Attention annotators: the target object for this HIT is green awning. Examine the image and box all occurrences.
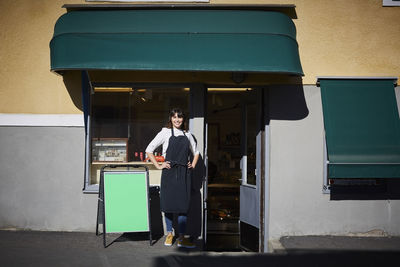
[319,78,400,178]
[50,9,303,75]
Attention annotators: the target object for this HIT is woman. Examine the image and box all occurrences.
[145,108,199,248]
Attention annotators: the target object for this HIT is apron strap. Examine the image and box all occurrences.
[171,127,187,138]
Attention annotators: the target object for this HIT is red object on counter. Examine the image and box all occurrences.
[144,155,165,162]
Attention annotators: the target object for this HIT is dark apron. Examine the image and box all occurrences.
[160,128,192,213]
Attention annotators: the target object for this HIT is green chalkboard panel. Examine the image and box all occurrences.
[103,171,149,233]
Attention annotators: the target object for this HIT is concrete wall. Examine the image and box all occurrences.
[268,85,400,239]
[0,126,97,231]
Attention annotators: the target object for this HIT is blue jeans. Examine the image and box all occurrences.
[164,213,187,235]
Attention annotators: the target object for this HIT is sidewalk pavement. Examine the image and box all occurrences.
[1,230,399,267]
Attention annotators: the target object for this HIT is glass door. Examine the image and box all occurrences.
[239,89,261,252]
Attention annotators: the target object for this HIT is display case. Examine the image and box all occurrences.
[92,138,128,162]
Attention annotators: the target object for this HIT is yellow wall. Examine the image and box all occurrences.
[293,0,400,83]
[0,0,399,114]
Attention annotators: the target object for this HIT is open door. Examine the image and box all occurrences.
[204,88,264,252]
[205,88,245,251]
[239,88,263,252]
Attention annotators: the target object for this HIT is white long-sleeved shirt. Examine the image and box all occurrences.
[145,127,200,158]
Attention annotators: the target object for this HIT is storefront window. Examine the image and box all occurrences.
[88,87,189,187]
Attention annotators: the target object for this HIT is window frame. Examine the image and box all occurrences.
[82,81,191,193]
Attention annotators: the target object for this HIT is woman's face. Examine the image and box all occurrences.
[171,113,183,129]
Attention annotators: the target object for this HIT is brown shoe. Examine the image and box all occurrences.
[177,237,196,248]
[164,233,174,246]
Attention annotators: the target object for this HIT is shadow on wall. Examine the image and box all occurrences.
[63,70,84,111]
[268,83,309,121]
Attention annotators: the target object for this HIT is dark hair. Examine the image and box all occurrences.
[165,108,186,130]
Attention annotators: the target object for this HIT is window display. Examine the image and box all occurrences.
[86,87,189,189]
[92,138,128,162]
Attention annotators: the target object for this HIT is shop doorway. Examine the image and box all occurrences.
[205,88,260,251]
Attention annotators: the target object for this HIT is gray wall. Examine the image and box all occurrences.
[0,126,97,232]
[1,85,399,236]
